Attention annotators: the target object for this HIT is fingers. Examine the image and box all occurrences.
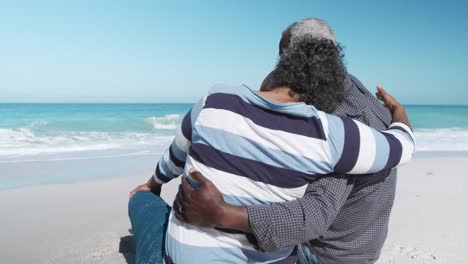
[376,91,384,100]
[376,85,403,112]
[377,85,396,102]
[376,85,384,97]
[129,189,143,199]
[174,210,186,223]
[173,197,183,215]
[173,185,183,212]
[174,183,190,224]
[174,200,193,224]
[182,176,194,199]
[129,184,151,199]
[377,85,386,94]
[173,185,187,223]
[178,181,184,199]
[129,187,140,199]
[189,169,208,184]
[376,85,391,105]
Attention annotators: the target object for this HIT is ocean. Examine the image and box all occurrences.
[1,103,468,163]
[1,103,467,189]
[0,103,190,163]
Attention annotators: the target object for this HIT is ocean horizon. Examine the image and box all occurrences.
[1,103,468,163]
[1,102,467,189]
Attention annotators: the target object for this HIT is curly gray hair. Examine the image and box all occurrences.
[281,18,336,54]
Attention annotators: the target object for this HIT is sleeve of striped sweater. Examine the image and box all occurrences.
[153,98,205,184]
[325,113,416,174]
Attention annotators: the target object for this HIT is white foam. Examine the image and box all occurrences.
[414,128,468,151]
[1,125,466,162]
[145,114,182,130]
[29,120,48,128]
[0,127,174,159]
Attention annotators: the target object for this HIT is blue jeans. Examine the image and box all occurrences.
[128,191,171,264]
[297,244,321,264]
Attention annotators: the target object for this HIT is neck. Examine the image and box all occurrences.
[256,86,301,103]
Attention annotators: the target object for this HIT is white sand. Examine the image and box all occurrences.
[0,157,466,264]
[377,157,468,264]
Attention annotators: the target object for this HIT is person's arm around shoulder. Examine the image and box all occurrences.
[246,174,352,251]
[329,86,416,175]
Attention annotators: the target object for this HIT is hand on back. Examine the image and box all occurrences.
[376,85,402,112]
[376,85,412,129]
[173,169,225,227]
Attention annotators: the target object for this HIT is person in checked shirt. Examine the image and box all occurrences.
[129,19,415,264]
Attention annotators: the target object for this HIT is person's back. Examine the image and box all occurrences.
[159,82,414,263]
[130,36,415,264]
[306,74,397,263]
[240,19,404,264]
[166,84,330,263]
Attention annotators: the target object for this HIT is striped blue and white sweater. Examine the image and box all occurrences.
[154,84,415,264]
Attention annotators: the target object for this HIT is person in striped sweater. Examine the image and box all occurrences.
[129,35,415,264]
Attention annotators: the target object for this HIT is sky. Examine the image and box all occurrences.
[0,0,467,104]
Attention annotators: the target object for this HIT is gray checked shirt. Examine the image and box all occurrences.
[247,73,396,264]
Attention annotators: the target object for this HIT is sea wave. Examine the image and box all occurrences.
[145,114,182,130]
[0,127,173,158]
[1,125,467,160]
[414,128,468,151]
[28,120,49,128]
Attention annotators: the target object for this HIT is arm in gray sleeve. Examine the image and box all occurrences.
[247,174,354,252]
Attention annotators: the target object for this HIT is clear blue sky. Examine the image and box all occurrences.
[0,0,467,104]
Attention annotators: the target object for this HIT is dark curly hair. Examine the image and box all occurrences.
[269,35,346,113]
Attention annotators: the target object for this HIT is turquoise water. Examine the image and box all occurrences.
[0,103,191,133]
[1,103,468,163]
[405,105,468,151]
[0,103,191,162]
[406,105,468,129]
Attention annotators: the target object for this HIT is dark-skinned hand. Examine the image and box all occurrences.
[173,169,225,227]
[129,176,161,199]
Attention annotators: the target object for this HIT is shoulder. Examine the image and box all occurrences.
[342,73,370,98]
[347,73,366,90]
[337,73,392,127]
[208,84,246,96]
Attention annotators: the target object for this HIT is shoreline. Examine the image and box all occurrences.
[1,150,467,192]
[0,153,160,191]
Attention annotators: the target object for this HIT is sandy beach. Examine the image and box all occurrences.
[2,1,467,263]
[0,156,467,264]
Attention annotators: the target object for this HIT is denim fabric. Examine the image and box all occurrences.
[128,191,171,264]
[297,244,321,264]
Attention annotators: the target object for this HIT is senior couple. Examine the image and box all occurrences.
[128,18,415,264]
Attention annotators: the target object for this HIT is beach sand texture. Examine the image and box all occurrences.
[0,157,467,264]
